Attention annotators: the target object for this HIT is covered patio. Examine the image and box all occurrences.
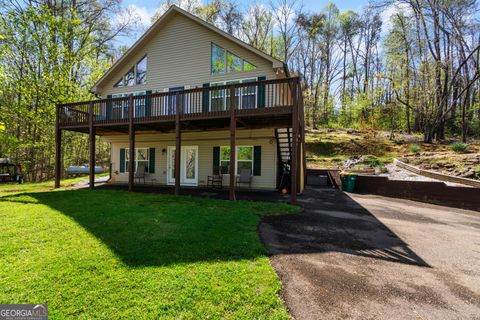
[95,183,291,202]
[55,77,305,204]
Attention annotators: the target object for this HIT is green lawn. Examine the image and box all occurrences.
[0,182,298,319]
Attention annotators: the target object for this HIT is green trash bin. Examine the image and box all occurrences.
[341,174,357,192]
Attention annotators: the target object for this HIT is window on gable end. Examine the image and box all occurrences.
[125,68,135,86]
[211,43,226,74]
[114,78,124,88]
[243,60,257,71]
[227,51,242,73]
[136,55,147,85]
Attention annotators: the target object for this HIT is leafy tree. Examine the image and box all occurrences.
[0,0,134,181]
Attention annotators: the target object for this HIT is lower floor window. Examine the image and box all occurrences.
[125,148,149,172]
[219,146,253,175]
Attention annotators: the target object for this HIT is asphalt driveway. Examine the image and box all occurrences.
[260,187,480,319]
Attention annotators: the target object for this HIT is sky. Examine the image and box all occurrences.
[116,0,374,47]
[121,0,370,14]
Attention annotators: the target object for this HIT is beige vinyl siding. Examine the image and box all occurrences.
[105,128,277,190]
[100,13,277,96]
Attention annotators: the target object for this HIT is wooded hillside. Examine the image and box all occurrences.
[1,0,479,181]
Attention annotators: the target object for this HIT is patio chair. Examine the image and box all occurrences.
[134,165,147,184]
[207,165,222,189]
[236,168,253,190]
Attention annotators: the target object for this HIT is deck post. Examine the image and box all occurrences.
[128,95,135,192]
[55,105,62,188]
[300,87,306,192]
[290,80,299,204]
[302,124,306,192]
[89,101,95,189]
[229,84,236,201]
[175,92,181,195]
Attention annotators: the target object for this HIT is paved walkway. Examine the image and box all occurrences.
[259,187,480,320]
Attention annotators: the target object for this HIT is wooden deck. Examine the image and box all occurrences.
[57,78,299,134]
[55,77,305,203]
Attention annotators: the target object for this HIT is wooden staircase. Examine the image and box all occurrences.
[275,128,293,188]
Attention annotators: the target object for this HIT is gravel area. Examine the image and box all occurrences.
[382,164,467,187]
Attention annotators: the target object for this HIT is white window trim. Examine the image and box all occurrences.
[125,147,150,173]
[112,91,146,119]
[209,78,257,112]
[219,145,254,175]
[161,86,191,115]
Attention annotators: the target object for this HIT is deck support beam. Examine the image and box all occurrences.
[290,81,299,204]
[229,85,236,201]
[89,102,95,189]
[128,96,135,192]
[55,105,62,188]
[175,92,181,195]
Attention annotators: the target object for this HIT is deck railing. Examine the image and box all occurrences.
[57,77,301,127]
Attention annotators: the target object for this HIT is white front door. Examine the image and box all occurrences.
[167,146,198,186]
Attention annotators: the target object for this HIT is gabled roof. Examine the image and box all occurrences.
[92,5,286,93]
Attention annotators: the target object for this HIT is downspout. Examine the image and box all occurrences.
[283,63,290,78]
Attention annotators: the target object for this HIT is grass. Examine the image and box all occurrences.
[0,183,298,319]
[409,145,421,154]
[450,142,469,153]
[361,155,384,168]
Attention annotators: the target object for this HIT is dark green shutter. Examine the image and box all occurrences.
[257,76,266,108]
[253,146,261,176]
[106,95,112,120]
[213,146,220,174]
[149,148,155,173]
[145,90,152,117]
[120,148,126,173]
[202,83,210,113]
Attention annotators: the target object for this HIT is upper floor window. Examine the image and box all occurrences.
[136,56,147,85]
[125,68,135,86]
[114,78,124,87]
[210,78,257,111]
[211,43,226,75]
[114,55,148,88]
[244,60,256,71]
[211,43,257,75]
[227,52,242,72]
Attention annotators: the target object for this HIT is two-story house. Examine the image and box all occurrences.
[55,5,305,203]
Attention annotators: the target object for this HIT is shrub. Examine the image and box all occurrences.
[450,142,469,153]
[409,145,421,154]
[474,166,480,174]
[364,155,384,168]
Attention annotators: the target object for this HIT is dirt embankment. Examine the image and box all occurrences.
[306,128,480,180]
[402,152,480,180]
